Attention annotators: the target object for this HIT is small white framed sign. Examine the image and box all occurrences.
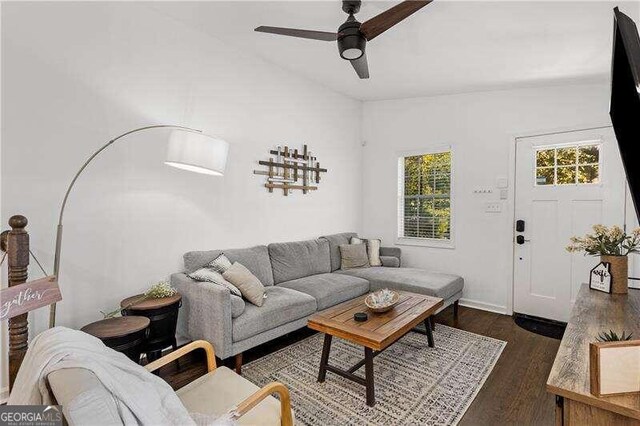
[589,262,612,293]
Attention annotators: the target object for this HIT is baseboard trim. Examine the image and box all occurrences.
[459,298,508,315]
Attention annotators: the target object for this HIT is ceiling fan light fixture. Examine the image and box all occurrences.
[338,34,366,60]
[342,47,363,60]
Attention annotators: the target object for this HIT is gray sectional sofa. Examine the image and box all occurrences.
[172,232,463,373]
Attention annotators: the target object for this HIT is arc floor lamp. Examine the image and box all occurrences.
[50,125,229,327]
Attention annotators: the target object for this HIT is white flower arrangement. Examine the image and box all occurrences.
[566,225,640,256]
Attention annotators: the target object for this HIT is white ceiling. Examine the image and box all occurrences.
[151,1,640,101]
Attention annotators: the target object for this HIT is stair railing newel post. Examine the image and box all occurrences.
[6,215,30,390]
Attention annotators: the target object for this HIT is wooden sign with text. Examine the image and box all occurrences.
[0,276,61,321]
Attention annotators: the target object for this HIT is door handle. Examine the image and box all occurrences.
[516,235,531,245]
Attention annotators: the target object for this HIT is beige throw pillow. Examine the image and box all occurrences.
[349,236,382,267]
[223,262,266,307]
[339,243,370,270]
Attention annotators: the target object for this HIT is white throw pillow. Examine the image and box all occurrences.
[367,239,382,267]
[207,253,233,274]
[187,267,242,297]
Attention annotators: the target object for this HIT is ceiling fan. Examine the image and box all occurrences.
[255,0,432,79]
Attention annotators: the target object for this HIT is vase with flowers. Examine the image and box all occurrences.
[566,225,640,294]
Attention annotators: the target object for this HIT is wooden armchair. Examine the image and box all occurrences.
[145,340,294,426]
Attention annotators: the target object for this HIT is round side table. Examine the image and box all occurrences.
[81,316,150,363]
[121,293,182,362]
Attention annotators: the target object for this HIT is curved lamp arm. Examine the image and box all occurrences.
[50,124,201,328]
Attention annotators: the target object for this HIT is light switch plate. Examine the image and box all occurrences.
[485,202,502,213]
[496,177,509,189]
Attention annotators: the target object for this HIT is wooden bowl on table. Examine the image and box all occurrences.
[365,290,400,313]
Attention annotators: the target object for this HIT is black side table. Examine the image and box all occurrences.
[81,316,150,363]
[121,293,181,362]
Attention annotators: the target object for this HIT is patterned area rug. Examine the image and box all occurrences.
[243,325,506,425]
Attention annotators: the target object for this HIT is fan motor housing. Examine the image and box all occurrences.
[338,18,366,60]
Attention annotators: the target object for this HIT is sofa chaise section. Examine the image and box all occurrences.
[337,267,463,311]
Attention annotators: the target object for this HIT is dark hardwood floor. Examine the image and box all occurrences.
[159,305,560,426]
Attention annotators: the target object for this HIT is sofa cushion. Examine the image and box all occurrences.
[278,273,370,310]
[336,267,464,300]
[268,239,331,284]
[232,287,316,342]
[177,366,285,426]
[320,232,358,272]
[230,295,246,318]
[184,246,274,286]
[380,256,400,268]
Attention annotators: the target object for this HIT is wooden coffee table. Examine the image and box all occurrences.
[307,290,443,406]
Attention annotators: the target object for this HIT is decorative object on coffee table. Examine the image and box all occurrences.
[253,144,327,195]
[81,316,150,363]
[566,224,640,294]
[49,125,229,328]
[120,293,182,362]
[308,290,443,406]
[365,289,399,313]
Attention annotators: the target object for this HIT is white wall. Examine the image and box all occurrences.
[1,0,362,350]
[361,83,613,313]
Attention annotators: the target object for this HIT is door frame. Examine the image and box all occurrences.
[507,123,613,315]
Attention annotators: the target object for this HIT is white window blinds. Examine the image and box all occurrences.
[399,151,452,240]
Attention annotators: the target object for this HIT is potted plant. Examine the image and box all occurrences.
[566,225,640,294]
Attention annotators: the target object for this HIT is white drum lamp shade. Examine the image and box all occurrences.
[165,130,229,176]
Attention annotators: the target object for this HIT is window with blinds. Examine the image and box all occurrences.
[399,151,452,240]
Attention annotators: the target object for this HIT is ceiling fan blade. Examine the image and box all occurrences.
[350,53,369,79]
[254,26,339,41]
[360,0,432,41]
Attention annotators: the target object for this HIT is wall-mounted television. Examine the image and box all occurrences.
[610,7,640,221]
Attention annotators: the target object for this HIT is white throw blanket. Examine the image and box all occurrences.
[8,326,197,425]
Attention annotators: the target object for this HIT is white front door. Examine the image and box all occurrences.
[513,127,626,322]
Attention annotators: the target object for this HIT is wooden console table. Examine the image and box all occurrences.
[547,284,640,425]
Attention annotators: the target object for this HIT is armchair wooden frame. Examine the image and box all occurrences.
[145,340,293,426]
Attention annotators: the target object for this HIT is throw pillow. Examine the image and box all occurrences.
[223,262,266,307]
[350,236,364,245]
[367,239,382,267]
[350,236,382,267]
[187,267,242,297]
[339,243,370,270]
[207,253,232,274]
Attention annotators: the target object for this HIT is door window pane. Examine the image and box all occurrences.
[536,149,555,167]
[578,165,600,184]
[536,167,555,185]
[557,166,577,184]
[579,145,599,164]
[556,147,577,166]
